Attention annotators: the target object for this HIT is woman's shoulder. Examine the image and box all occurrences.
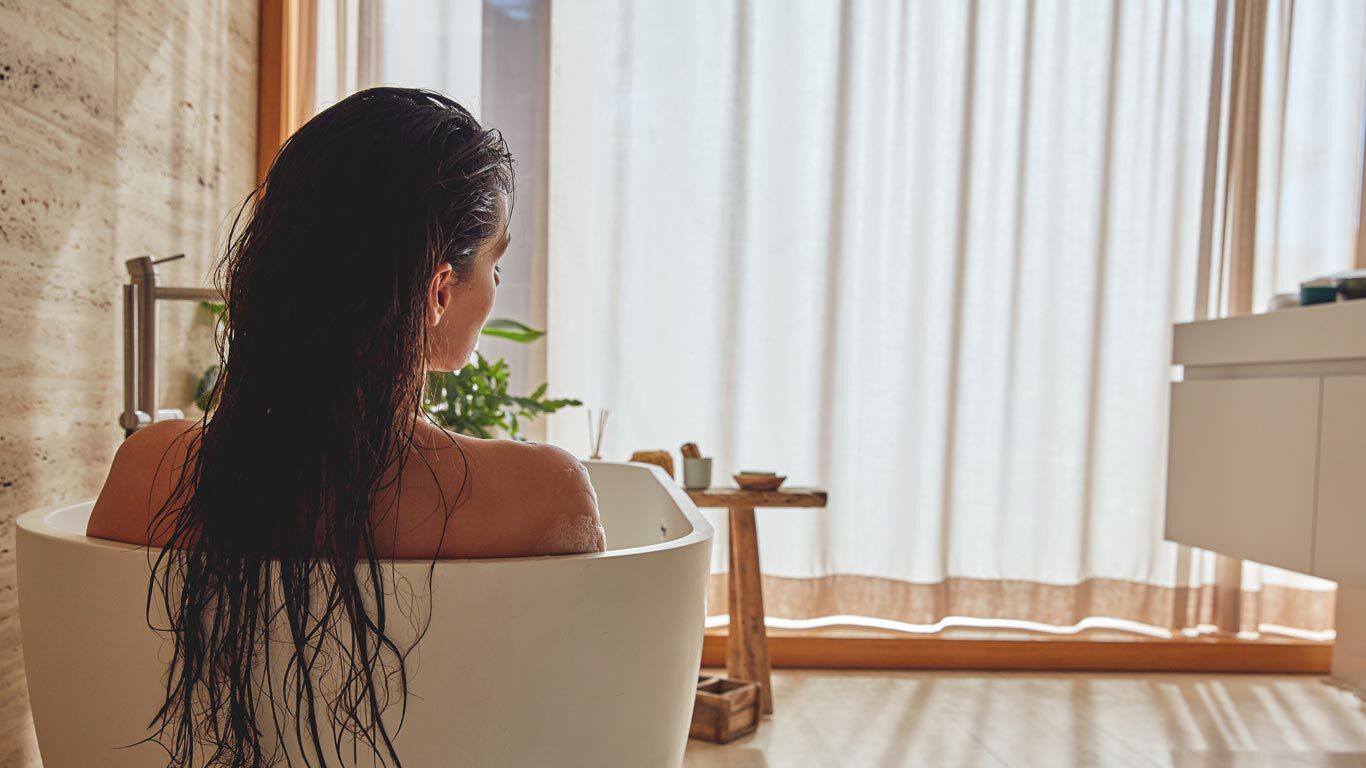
[121,418,201,455]
[87,419,200,543]
[415,423,586,479]
[462,437,600,519]
[491,440,604,555]
[110,419,201,491]
[412,428,604,557]
[471,435,588,475]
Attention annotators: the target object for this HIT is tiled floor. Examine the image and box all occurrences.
[683,670,1366,767]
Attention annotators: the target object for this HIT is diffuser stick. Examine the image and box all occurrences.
[595,409,609,459]
[587,408,610,460]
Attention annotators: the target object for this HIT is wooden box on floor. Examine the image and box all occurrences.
[690,675,762,743]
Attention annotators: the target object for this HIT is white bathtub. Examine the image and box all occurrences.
[17,461,713,768]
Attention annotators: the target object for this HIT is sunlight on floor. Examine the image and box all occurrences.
[683,670,1366,767]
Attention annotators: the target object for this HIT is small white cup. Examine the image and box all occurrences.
[683,457,713,490]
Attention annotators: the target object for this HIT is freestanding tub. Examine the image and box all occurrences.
[17,461,712,768]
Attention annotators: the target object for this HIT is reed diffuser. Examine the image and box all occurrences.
[586,409,610,460]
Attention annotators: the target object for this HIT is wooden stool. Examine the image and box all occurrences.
[686,487,828,714]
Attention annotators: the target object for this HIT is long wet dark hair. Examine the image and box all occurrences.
[144,88,513,767]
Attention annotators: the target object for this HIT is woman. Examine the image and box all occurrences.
[86,88,603,766]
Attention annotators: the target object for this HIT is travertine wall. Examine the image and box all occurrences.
[0,1,257,763]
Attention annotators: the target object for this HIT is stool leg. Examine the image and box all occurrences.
[727,506,773,714]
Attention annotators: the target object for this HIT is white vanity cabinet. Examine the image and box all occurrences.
[1165,300,1366,694]
[1165,300,1366,583]
[1166,376,1321,574]
[1312,374,1366,586]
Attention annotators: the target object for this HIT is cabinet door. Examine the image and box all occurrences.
[1313,375,1366,587]
[1165,377,1320,573]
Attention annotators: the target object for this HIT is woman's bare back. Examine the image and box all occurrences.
[87,419,605,558]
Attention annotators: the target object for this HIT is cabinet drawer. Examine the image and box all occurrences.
[1313,375,1366,586]
[1165,377,1320,573]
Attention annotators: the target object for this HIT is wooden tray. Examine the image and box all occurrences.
[690,675,762,743]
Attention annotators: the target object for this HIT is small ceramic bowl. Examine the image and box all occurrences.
[734,472,786,491]
[1338,276,1366,301]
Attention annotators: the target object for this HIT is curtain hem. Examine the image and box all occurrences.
[707,573,1335,633]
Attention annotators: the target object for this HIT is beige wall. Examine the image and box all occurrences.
[0,1,258,764]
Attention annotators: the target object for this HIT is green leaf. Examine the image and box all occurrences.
[481,318,546,344]
[422,359,581,440]
[194,364,221,413]
[422,325,578,439]
[201,301,227,319]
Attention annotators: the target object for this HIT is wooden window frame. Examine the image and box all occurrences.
[258,0,316,184]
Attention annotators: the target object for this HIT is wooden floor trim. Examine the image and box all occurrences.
[700,635,1331,675]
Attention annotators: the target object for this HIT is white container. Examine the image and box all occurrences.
[17,461,712,768]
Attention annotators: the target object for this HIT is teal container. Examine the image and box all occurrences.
[1301,284,1338,306]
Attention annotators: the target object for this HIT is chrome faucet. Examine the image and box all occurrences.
[120,255,221,436]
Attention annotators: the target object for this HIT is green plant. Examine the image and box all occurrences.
[193,301,227,412]
[194,364,222,412]
[422,319,579,439]
[423,353,580,439]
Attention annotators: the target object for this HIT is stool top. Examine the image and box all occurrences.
[685,487,828,508]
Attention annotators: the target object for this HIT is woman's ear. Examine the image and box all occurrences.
[428,262,455,327]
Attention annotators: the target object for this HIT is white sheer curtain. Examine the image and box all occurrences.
[309,0,1365,633]
[1252,0,1366,305]
[313,0,483,117]
[544,0,1363,632]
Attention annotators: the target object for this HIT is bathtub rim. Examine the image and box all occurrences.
[16,460,713,565]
